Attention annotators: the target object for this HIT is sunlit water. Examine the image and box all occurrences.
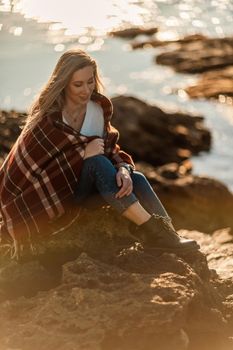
[0,0,233,191]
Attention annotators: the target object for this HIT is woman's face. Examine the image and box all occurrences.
[64,65,95,106]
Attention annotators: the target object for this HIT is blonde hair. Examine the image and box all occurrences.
[22,49,103,135]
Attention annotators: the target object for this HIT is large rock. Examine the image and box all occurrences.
[131,33,206,49]
[156,36,233,73]
[0,210,232,350]
[111,95,211,166]
[0,109,25,166]
[109,26,158,39]
[185,66,233,101]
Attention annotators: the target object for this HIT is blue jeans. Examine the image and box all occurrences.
[74,155,169,218]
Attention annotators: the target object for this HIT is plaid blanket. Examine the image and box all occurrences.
[0,92,134,241]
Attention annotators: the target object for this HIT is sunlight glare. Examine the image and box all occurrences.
[54,44,65,52]
[157,30,179,41]
[9,26,23,36]
[16,0,148,36]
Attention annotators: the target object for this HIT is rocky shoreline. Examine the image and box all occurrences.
[110,27,233,104]
[0,94,233,349]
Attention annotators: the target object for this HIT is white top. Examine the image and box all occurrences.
[62,100,104,137]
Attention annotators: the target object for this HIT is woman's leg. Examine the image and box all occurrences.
[128,172,199,250]
[130,171,170,218]
[74,156,199,250]
[74,155,151,224]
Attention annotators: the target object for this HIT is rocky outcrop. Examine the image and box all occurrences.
[131,33,206,49]
[185,66,233,101]
[128,33,233,102]
[0,109,25,166]
[186,228,233,279]
[109,26,233,102]
[154,35,233,102]
[109,26,158,39]
[155,36,233,74]
[0,210,233,350]
[111,95,211,166]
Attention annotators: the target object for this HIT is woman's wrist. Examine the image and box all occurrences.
[119,164,133,175]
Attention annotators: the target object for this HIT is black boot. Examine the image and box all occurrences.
[133,214,200,251]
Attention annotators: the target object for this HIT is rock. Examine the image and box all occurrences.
[129,34,233,103]
[179,228,233,280]
[131,33,206,49]
[182,228,233,340]
[111,95,211,166]
[0,109,25,159]
[156,36,233,73]
[185,228,233,279]
[0,210,232,350]
[185,66,233,102]
[0,260,57,301]
[109,26,158,39]
[0,251,229,350]
[136,162,233,233]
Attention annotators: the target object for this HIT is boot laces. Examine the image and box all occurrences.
[153,215,179,239]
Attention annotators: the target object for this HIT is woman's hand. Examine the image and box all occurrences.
[115,167,133,198]
[84,138,105,159]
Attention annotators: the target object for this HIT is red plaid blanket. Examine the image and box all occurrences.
[0,93,134,241]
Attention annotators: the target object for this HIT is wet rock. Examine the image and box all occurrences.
[155,36,233,73]
[136,161,233,233]
[131,33,206,49]
[111,95,211,166]
[109,26,158,39]
[185,66,233,101]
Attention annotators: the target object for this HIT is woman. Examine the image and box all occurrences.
[0,49,199,258]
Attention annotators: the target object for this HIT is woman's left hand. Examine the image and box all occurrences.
[115,167,133,198]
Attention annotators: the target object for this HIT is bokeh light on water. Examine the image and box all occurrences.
[1,0,150,36]
[1,0,233,40]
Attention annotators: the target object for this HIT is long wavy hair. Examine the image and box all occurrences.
[22,49,103,135]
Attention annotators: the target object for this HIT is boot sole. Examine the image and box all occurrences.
[116,242,200,254]
[144,243,200,253]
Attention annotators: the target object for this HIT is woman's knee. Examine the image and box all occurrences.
[83,154,114,172]
[83,154,110,166]
[131,171,148,186]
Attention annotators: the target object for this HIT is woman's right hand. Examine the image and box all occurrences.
[83,138,105,159]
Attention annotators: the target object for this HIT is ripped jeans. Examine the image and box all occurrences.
[74,155,169,219]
